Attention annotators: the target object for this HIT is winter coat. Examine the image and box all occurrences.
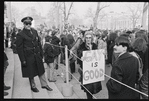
[43,42,55,64]
[107,40,115,64]
[51,35,61,56]
[16,28,45,78]
[106,52,139,99]
[131,47,148,74]
[77,42,102,94]
[139,69,148,99]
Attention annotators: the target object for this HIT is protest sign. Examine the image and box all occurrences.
[82,49,105,85]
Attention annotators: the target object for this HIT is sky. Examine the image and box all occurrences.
[9,2,144,18]
[6,1,144,28]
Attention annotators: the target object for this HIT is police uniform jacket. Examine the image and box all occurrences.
[16,28,45,78]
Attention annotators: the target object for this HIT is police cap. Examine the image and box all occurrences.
[21,16,33,23]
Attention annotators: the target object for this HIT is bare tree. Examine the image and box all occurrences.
[93,2,110,30]
[46,2,73,31]
[11,5,21,25]
[126,3,143,29]
[98,11,107,21]
[47,3,57,27]
[62,2,74,25]
[84,7,94,18]
[85,2,110,30]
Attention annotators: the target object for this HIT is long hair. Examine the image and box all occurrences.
[132,37,147,53]
[135,30,148,44]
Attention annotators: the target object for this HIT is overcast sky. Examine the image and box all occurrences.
[9,2,144,18]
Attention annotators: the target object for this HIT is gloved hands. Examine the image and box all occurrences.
[22,61,27,67]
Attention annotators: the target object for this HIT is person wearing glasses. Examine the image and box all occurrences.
[106,36,140,99]
[77,31,102,99]
[16,16,53,92]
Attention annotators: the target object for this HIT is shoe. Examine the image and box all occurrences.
[31,87,39,92]
[4,92,9,96]
[4,85,11,90]
[42,85,53,91]
[48,79,56,82]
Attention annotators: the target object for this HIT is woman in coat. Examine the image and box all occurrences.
[77,31,102,99]
[134,31,148,74]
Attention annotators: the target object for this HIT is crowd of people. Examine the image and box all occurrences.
[4,16,148,99]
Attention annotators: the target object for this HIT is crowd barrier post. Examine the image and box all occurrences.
[65,45,69,84]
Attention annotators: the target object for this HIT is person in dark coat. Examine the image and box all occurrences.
[60,33,67,64]
[77,31,102,99]
[51,30,61,70]
[134,31,148,74]
[43,35,56,82]
[131,37,148,74]
[11,27,18,53]
[59,33,75,82]
[107,32,118,65]
[67,34,75,74]
[69,30,85,73]
[16,16,52,92]
[106,36,140,99]
[139,69,148,99]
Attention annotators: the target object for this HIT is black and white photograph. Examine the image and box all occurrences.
[4,1,148,99]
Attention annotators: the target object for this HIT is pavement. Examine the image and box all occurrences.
[4,48,112,99]
[51,63,112,99]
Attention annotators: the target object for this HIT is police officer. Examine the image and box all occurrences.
[16,16,52,92]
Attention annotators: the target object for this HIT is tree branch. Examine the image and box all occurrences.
[99,4,110,11]
[64,2,66,20]
[66,2,73,20]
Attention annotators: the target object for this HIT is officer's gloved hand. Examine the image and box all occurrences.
[22,61,27,67]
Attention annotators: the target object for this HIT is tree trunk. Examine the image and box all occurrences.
[93,2,100,31]
[63,2,73,30]
[63,2,67,29]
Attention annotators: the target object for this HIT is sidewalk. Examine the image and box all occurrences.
[4,48,111,99]
[48,63,112,99]
[4,48,15,99]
